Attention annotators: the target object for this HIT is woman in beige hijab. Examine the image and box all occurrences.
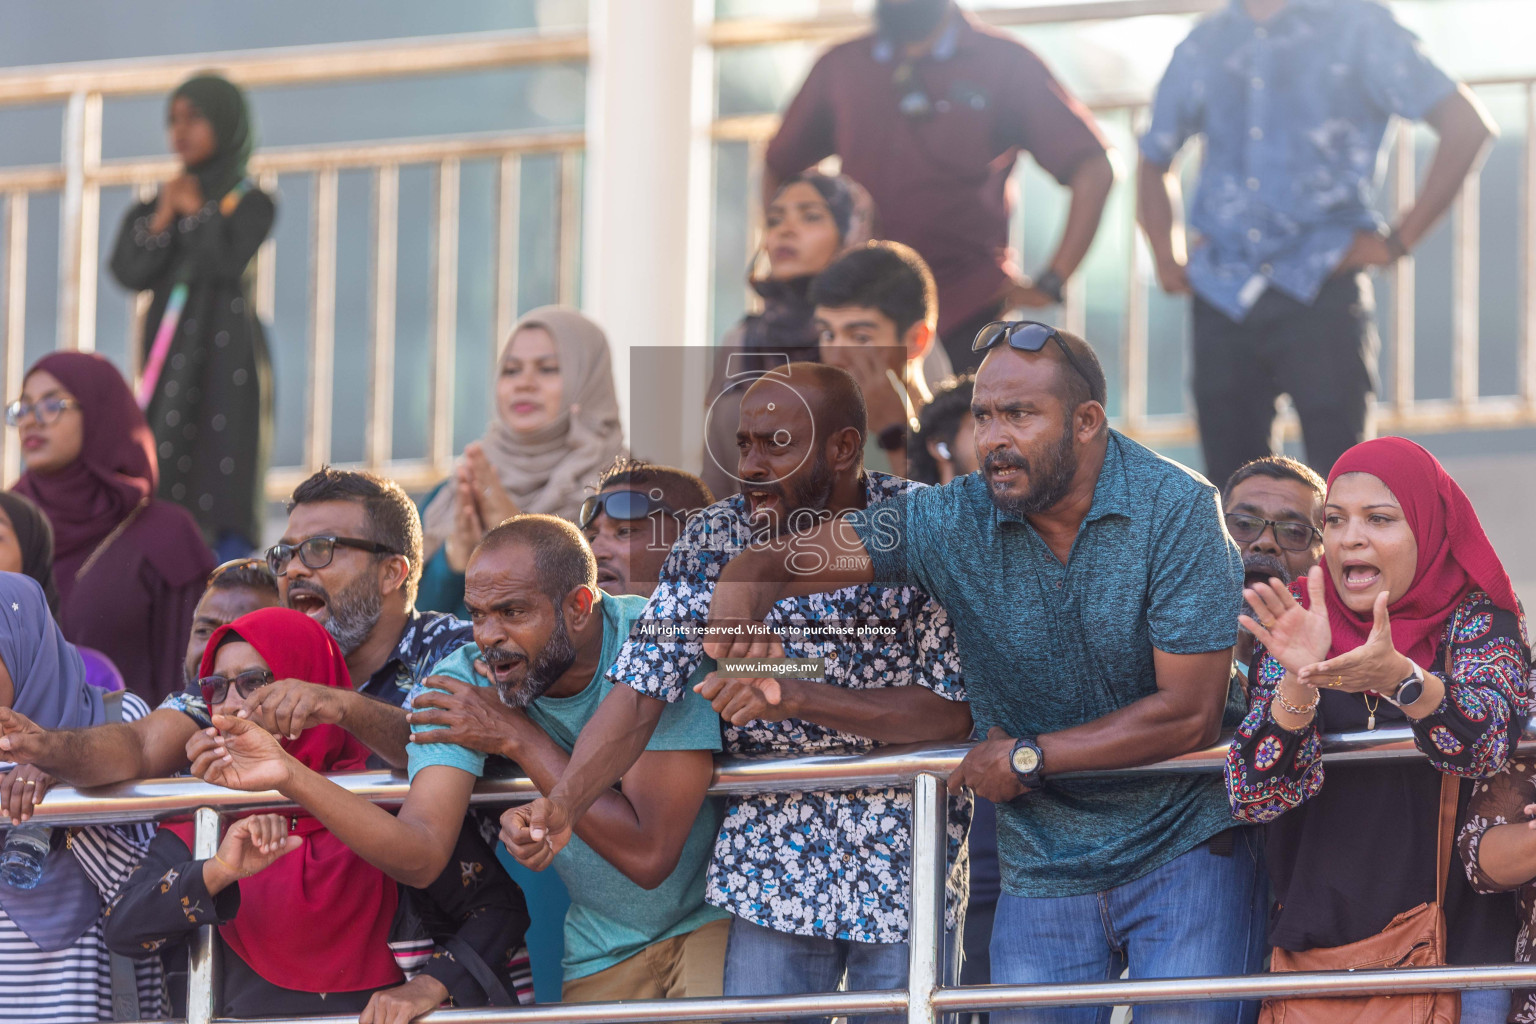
[417,307,625,617]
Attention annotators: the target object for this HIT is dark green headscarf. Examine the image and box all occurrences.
[170,73,253,202]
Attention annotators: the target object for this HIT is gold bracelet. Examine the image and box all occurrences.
[211,853,242,878]
[1274,685,1320,718]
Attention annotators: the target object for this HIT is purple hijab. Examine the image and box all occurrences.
[0,572,104,950]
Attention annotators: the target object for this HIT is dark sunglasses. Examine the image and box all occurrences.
[578,491,680,531]
[971,321,1097,395]
[5,395,81,427]
[1224,513,1322,553]
[200,668,274,706]
[265,535,397,576]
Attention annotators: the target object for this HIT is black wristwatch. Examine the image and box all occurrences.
[1031,268,1065,305]
[1009,736,1045,790]
[1382,663,1426,709]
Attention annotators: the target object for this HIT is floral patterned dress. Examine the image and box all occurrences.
[1461,758,1536,1021]
[1224,590,1529,959]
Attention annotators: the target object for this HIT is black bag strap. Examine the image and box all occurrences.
[438,934,515,1008]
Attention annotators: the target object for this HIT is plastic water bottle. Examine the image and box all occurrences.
[0,824,51,889]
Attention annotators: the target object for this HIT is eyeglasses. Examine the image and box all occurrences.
[199,668,274,706]
[265,536,398,576]
[1224,513,1322,553]
[5,395,81,427]
[578,490,680,531]
[972,321,1098,396]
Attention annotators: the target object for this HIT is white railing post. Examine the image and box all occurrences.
[306,167,339,472]
[57,89,102,351]
[3,192,27,483]
[368,163,400,472]
[430,157,460,478]
[908,772,947,1024]
[187,806,222,1024]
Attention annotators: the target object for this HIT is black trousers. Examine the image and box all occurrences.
[1192,272,1379,488]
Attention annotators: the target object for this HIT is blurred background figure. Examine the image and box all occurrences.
[109,73,275,563]
[8,353,213,705]
[418,307,625,620]
[905,373,977,486]
[1137,0,1498,485]
[704,172,884,499]
[764,0,1114,374]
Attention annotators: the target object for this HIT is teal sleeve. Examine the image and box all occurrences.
[417,482,469,619]
[405,644,488,781]
[847,483,947,594]
[645,670,724,753]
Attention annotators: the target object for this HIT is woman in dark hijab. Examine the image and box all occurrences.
[109,72,274,562]
[9,352,214,704]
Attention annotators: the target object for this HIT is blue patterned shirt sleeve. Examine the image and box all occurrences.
[1353,1,1455,119]
[1139,34,1205,167]
[157,686,210,729]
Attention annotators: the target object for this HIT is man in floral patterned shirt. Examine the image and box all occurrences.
[507,363,972,1020]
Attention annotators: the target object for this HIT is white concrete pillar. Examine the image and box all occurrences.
[583,0,713,449]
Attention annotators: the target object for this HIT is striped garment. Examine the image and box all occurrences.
[0,692,164,1023]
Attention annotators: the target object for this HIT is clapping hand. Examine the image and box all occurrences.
[463,443,521,528]
[1240,566,1332,677]
[443,463,488,573]
[1298,592,1415,695]
[187,715,295,793]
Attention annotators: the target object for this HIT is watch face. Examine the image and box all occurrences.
[1396,679,1424,706]
[1011,745,1039,774]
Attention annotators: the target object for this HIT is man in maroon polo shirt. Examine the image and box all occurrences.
[765,0,1115,375]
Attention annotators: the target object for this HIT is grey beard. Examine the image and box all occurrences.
[493,613,578,709]
[987,428,1079,519]
[322,576,383,656]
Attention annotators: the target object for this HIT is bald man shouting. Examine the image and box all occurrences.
[507,362,972,1019]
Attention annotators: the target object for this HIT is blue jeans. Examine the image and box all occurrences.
[990,829,1268,1024]
[722,915,959,1024]
[1458,987,1512,1024]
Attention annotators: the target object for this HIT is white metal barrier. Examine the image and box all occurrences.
[15,724,1536,1024]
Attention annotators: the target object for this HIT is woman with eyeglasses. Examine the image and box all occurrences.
[106,607,529,1020]
[8,352,214,705]
[0,572,165,1022]
[1224,437,1528,1024]
[416,307,625,619]
[108,73,273,564]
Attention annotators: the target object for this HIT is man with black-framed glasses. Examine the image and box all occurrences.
[1220,456,1325,682]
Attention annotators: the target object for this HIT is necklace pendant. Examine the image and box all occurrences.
[1367,711,1376,731]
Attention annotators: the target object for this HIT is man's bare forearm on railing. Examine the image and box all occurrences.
[0,707,196,787]
[546,684,666,822]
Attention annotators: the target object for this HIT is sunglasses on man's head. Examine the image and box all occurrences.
[1224,513,1322,553]
[200,668,274,706]
[265,535,397,576]
[208,557,270,584]
[578,491,679,531]
[971,320,1096,393]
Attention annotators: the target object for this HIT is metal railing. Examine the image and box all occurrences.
[15,722,1536,1024]
[709,8,1536,449]
[0,29,588,494]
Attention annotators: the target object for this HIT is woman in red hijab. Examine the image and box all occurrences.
[1225,437,1530,1024]
[8,351,213,703]
[104,608,529,1020]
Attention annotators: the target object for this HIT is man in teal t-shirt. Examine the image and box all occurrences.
[404,514,728,1001]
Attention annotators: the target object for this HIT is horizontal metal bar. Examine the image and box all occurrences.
[0,29,588,106]
[0,129,585,192]
[932,964,1536,1012]
[707,0,1225,48]
[16,722,1536,829]
[233,989,904,1024]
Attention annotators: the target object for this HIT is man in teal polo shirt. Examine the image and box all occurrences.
[520,323,1264,1024]
[403,514,727,1002]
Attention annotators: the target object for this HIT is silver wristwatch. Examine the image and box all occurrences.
[1380,663,1426,708]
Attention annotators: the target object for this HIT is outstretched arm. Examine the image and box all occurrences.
[189,715,471,888]
[0,707,198,786]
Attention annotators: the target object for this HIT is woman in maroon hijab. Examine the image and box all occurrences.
[7,352,213,704]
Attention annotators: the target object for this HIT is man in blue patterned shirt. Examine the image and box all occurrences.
[1137,0,1497,484]
[509,362,973,1023]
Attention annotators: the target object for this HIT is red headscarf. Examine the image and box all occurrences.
[167,608,403,994]
[1300,437,1520,667]
[11,352,156,598]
